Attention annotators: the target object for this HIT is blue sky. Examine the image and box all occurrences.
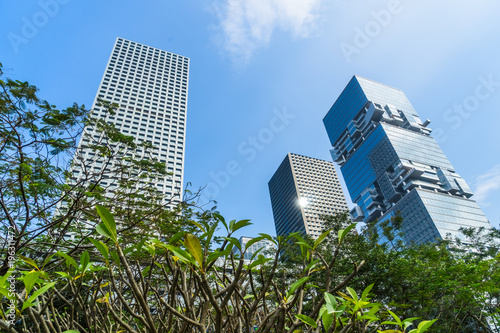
[1,0,499,237]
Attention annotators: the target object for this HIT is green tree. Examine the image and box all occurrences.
[0,205,436,333]
[0,61,198,276]
[314,213,500,332]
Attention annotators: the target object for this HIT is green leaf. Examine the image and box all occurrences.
[62,331,80,333]
[244,236,265,251]
[346,286,359,302]
[325,303,335,314]
[338,223,357,244]
[321,307,333,331]
[96,205,117,243]
[324,292,337,307]
[409,319,437,333]
[18,254,39,270]
[142,242,156,256]
[224,242,234,254]
[42,253,57,269]
[96,223,113,241]
[110,251,119,263]
[206,223,217,246]
[142,266,151,276]
[189,220,206,233]
[358,314,379,321]
[284,232,301,244]
[292,233,309,257]
[247,256,272,270]
[23,271,41,296]
[366,305,380,317]
[88,238,109,263]
[387,310,402,327]
[22,282,56,311]
[165,245,196,265]
[258,233,277,245]
[80,251,90,273]
[295,241,313,249]
[353,300,371,312]
[0,269,14,288]
[0,287,15,301]
[229,219,235,232]
[56,252,78,270]
[212,213,228,231]
[313,229,331,249]
[248,247,265,261]
[304,259,321,273]
[403,317,420,330]
[287,276,310,298]
[185,234,203,269]
[55,272,72,279]
[232,219,252,233]
[207,249,230,264]
[292,233,307,244]
[169,231,185,245]
[222,237,242,251]
[361,283,374,301]
[295,314,317,328]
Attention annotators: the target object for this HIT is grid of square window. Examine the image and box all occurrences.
[290,153,349,237]
[270,153,348,238]
[75,37,189,204]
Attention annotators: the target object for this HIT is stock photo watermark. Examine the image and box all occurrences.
[7,0,71,54]
[339,0,405,63]
[434,74,499,143]
[6,230,16,326]
[202,107,295,200]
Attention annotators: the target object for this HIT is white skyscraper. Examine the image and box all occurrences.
[72,37,189,205]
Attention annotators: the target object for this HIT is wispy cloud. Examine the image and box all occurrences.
[474,164,500,206]
[212,0,323,64]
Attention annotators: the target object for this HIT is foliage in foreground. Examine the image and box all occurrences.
[301,213,500,333]
[0,205,437,332]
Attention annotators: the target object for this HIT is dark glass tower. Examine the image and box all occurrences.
[323,76,491,244]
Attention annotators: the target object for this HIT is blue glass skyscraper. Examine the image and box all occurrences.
[323,76,492,244]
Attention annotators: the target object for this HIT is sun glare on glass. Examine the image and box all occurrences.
[299,197,308,207]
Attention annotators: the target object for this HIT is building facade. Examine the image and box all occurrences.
[268,153,349,238]
[72,37,188,205]
[233,236,275,263]
[323,76,492,244]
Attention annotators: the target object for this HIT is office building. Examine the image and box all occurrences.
[72,37,188,205]
[323,76,492,244]
[268,153,349,238]
[233,236,275,263]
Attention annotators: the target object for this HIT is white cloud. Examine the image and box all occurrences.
[213,0,323,64]
[474,164,500,206]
